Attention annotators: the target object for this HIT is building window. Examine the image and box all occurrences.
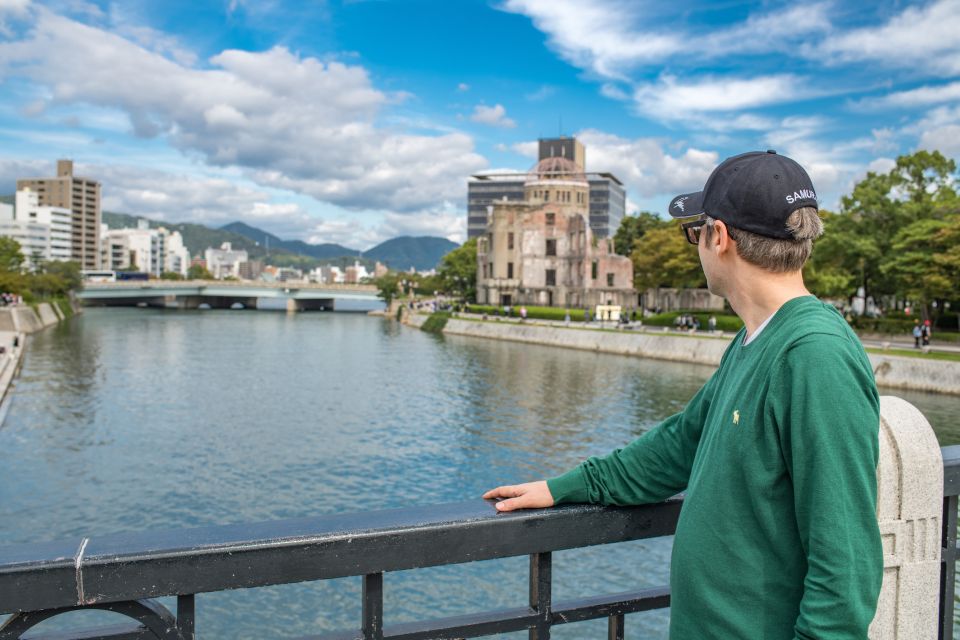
[546,212,555,226]
[546,269,556,286]
[508,232,514,250]
[507,262,514,279]
[544,190,549,202]
[546,239,556,256]
[488,233,494,251]
[607,273,615,287]
[592,260,598,280]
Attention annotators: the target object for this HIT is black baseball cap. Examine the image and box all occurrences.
[668,150,818,239]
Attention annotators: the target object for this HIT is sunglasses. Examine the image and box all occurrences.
[681,217,737,245]
[681,218,707,245]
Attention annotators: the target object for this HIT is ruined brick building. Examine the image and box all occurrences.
[476,156,635,309]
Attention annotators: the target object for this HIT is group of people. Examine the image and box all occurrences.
[913,319,933,347]
[673,313,718,333]
[0,292,21,307]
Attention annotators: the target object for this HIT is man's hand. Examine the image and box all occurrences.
[482,481,555,512]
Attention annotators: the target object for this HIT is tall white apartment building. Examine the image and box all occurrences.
[164,231,190,277]
[204,242,248,280]
[0,202,49,269]
[15,188,72,262]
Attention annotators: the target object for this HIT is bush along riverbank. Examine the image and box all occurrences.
[405,312,960,396]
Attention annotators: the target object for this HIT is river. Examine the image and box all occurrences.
[2,308,958,639]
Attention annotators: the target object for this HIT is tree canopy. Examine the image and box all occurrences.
[437,238,477,302]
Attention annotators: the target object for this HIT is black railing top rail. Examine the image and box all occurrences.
[3,444,960,618]
[0,499,682,614]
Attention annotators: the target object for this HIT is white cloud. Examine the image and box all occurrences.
[633,74,811,121]
[0,0,29,35]
[918,126,960,157]
[815,0,960,76]
[858,81,960,110]
[575,129,718,199]
[499,0,832,79]
[867,158,896,175]
[457,82,470,92]
[525,85,555,101]
[469,103,516,128]
[511,141,538,158]
[0,8,487,215]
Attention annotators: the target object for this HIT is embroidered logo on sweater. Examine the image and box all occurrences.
[732,410,740,425]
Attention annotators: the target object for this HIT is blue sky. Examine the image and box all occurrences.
[0,0,958,249]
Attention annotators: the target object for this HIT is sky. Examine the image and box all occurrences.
[0,0,958,250]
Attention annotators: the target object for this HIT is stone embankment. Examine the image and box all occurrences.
[0,302,78,406]
[405,314,960,396]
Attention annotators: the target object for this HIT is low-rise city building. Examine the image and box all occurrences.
[476,155,635,309]
[0,202,51,269]
[15,188,72,263]
[204,242,248,279]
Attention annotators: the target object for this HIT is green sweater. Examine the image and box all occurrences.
[547,296,882,639]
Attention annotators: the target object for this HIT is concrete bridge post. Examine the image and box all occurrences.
[870,396,943,638]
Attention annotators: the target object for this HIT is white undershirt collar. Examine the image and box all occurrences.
[742,311,776,346]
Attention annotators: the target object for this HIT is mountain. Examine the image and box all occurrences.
[364,236,459,271]
[221,221,356,260]
[5,198,459,271]
[222,222,457,271]
[102,211,264,258]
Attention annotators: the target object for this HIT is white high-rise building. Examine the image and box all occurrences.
[0,203,50,270]
[16,188,72,262]
[101,220,166,277]
[164,231,190,277]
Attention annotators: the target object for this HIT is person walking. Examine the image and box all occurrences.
[913,320,922,348]
[922,319,932,347]
[484,151,882,640]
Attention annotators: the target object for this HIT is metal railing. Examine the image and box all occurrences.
[2,447,959,640]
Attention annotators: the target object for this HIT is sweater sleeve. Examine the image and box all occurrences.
[547,367,718,506]
[769,336,883,640]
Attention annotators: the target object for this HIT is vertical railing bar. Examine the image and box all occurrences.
[176,594,195,640]
[528,552,552,640]
[939,495,958,640]
[363,572,384,640]
[607,613,625,640]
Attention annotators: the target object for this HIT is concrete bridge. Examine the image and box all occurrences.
[77,280,382,312]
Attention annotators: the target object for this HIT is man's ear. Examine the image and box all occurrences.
[711,220,734,255]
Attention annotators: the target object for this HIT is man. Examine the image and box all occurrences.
[484,151,882,639]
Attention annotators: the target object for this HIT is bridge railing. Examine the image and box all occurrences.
[81,280,378,292]
[1,447,958,639]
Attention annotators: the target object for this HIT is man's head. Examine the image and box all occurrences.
[668,150,823,295]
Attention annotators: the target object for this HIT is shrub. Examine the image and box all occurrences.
[421,312,451,334]
[643,311,744,332]
[466,304,586,322]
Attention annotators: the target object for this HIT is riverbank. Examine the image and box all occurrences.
[406,313,960,396]
[0,301,78,407]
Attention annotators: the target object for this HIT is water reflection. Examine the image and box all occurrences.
[1,308,958,639]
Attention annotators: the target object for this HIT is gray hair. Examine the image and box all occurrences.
[706,207,823,272]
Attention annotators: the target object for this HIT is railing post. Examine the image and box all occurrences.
[176,594,195,640]
[362,573,383,640]
[607,613,625,640]
[939,495,957,640]
[529,552,551,640]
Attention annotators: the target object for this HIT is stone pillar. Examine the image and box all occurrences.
[869,396,943,639]
[286,298,301,313]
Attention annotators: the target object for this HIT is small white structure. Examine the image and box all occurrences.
[204,242,248,280]
[0,203,50,269]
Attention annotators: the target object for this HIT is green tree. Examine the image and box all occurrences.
[880,213,960,317]
[437,238,477,302]
[160,271,185,281]
[630,225,706,291]
[0,236,25,273]
[374,272,403,307]
[613,211,669,256]
[187,264,214,280]
[838,150,959,300]
[43,261,83,291]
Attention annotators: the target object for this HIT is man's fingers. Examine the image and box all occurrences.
[483,485,522,500]
[495,496,524,512]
